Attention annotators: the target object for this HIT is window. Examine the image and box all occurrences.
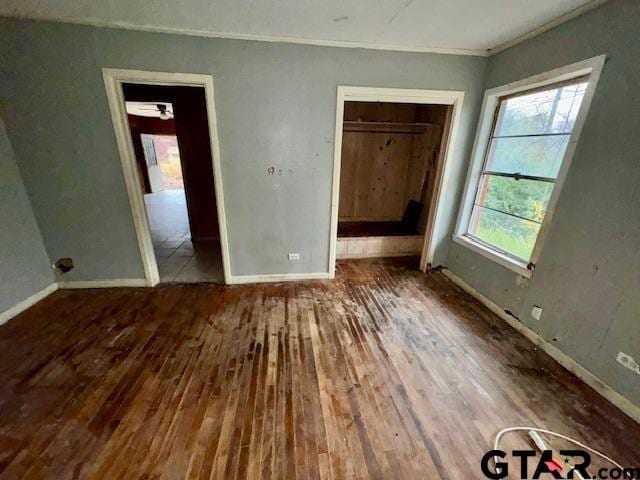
[459,68,600,278]
[455,57,604,276]
[468,78,588,262]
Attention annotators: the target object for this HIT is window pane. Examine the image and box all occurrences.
[469,206,541,260]
[486,135,569,178]
[495,82,587,136]
[477,175,553,223]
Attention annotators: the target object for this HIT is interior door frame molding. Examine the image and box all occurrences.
[329,86,465,276]
[102,68,231,285]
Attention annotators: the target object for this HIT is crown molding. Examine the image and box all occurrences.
[1,0,609,59]
[488,0,609,55]
[1,13,488,57]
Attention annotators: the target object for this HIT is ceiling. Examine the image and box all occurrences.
[1,0,603,55]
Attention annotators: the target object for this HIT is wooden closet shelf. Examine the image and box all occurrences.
[343,121,434,134]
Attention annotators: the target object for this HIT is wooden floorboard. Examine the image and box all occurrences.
[0,258,638,479]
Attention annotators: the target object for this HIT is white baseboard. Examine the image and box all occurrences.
[1,272,324,328]
[57,278,149,289]
[0,283,59,326]
[229,272,331,285]
[441,269,640,424]
[59,272,331,288]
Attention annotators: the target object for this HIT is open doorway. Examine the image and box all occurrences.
[329,87,464,275]
[123,83,223,283]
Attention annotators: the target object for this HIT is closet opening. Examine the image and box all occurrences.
[336,100,453,263]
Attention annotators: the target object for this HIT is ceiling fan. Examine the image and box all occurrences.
[155,104,172,120]
[126,102,174,120]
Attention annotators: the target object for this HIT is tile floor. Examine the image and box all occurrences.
[145,190,224,283]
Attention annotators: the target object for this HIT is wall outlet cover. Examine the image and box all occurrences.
[288,253,300,260]
[531,305,543,321]
[616,352,640,375]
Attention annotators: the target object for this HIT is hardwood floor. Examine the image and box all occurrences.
[0,258,638,479]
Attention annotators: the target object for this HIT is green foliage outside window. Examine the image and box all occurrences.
[469,82,587,260]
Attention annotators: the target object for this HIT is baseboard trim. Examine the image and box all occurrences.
[441,269,640,424]
[229,272,331,285]
[0,283,59,326]
[58,278,149,289]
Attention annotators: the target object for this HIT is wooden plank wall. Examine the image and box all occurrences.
[336,235,424,259]
[338,102,446,228]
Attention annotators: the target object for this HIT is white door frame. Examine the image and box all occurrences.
[328,86,465,276]
[102,68,231,286]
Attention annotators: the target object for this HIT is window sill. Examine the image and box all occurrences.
[452,235,532,278]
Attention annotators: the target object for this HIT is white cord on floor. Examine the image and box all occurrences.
[493,426,623,472]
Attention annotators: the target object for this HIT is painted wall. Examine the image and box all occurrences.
[0,118,54,315]
[447,0,640,407]
[0,17,486,280]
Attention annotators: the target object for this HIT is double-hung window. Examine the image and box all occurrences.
[455,57,604,276]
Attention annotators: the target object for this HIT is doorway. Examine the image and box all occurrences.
[329,87,464,275]
[103,69,230,286]
[123,84,222,283]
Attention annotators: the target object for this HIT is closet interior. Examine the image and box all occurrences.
[337,101,452,260]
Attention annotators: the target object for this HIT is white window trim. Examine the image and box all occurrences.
[454,55,606,277]
[453,234,533,277]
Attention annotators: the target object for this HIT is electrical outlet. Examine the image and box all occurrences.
[531,305,543,321]
[617,352,640,375]
[288,253,300,260]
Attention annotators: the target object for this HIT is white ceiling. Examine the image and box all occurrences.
[1,0,602,55]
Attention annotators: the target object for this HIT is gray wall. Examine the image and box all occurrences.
[447,0,640,407]
[0,0,635,410]
[0,118,54,314]
[0,18,486,280]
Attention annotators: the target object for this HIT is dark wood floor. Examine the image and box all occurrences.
[0,258,638,479]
